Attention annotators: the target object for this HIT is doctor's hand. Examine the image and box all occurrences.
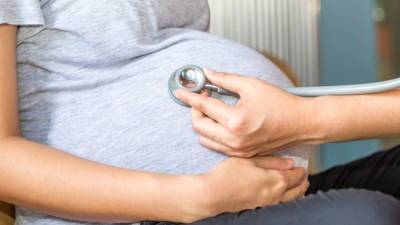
[175,70,324,158]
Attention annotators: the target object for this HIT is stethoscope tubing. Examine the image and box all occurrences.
[169,65,400,107]
[285,77,400,97]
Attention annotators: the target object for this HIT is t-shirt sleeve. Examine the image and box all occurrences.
[0,0,44,25]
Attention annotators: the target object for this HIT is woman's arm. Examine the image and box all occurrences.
[0,137,198,223]
[0,25,198,223]
[0,25,307,223]
[0,24,208,224]
[176,70,400,157]
[0,24,200,223]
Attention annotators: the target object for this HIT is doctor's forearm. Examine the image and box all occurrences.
[0,137,202,223]
[313,89,400,143]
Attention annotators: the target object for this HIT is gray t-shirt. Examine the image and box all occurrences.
[1,0,309,224]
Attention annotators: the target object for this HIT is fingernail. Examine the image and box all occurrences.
[285,159,295,167]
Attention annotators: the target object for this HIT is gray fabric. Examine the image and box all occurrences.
[0,0,44,25]
[1,0,309,224]
[190,189,400,225]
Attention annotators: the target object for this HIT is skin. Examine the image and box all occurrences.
[175,70,400,158]
[0,25,308,223]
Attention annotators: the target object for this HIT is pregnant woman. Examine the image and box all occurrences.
[0,0,309,224]
[1,1,398,225]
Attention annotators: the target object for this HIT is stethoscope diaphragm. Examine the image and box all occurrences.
[169,65,239,107]
[168,65,210,107]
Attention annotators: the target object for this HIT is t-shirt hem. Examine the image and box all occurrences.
[0,2,45,26]
[0,18,44,26]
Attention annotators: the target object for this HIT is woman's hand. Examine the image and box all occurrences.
[187,157,308,222]
[175,70,325,157]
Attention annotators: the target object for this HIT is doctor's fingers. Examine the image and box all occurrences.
[198,136,263,158]
[204,70,253,95]
[198,136,234,154]
[176,90,234,126]
[193,108,264,156]
[191,108,236,146]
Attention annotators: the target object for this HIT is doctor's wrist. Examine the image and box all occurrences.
[293,96,333,146]
[302,96,337,145]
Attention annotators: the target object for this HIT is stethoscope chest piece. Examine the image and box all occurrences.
[169,64,400,108]
[169,65,400,108]
[169,65,210,107]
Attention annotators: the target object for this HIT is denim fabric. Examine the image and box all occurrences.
[145,190,400,225]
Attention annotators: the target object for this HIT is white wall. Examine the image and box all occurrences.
[208,0,321,86]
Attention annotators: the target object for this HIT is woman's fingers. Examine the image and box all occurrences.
[175,89,232,126]
[251,156,295,170]
[281,178,310,203]
[280,167,307,190]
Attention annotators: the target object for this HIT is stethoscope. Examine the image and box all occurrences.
[169,65,400,107]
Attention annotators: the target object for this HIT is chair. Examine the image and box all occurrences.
[0,202,14,225]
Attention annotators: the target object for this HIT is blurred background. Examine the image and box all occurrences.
[208,0,400,172]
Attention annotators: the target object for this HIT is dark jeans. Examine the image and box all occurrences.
[143,145,400,225]
[307,144,400,198]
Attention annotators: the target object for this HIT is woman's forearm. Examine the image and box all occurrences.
[314,89,400,143]
[0,137,202,223]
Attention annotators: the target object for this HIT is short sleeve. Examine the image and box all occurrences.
[0,0,44,25]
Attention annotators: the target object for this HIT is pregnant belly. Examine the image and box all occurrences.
[19,31,308,175]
